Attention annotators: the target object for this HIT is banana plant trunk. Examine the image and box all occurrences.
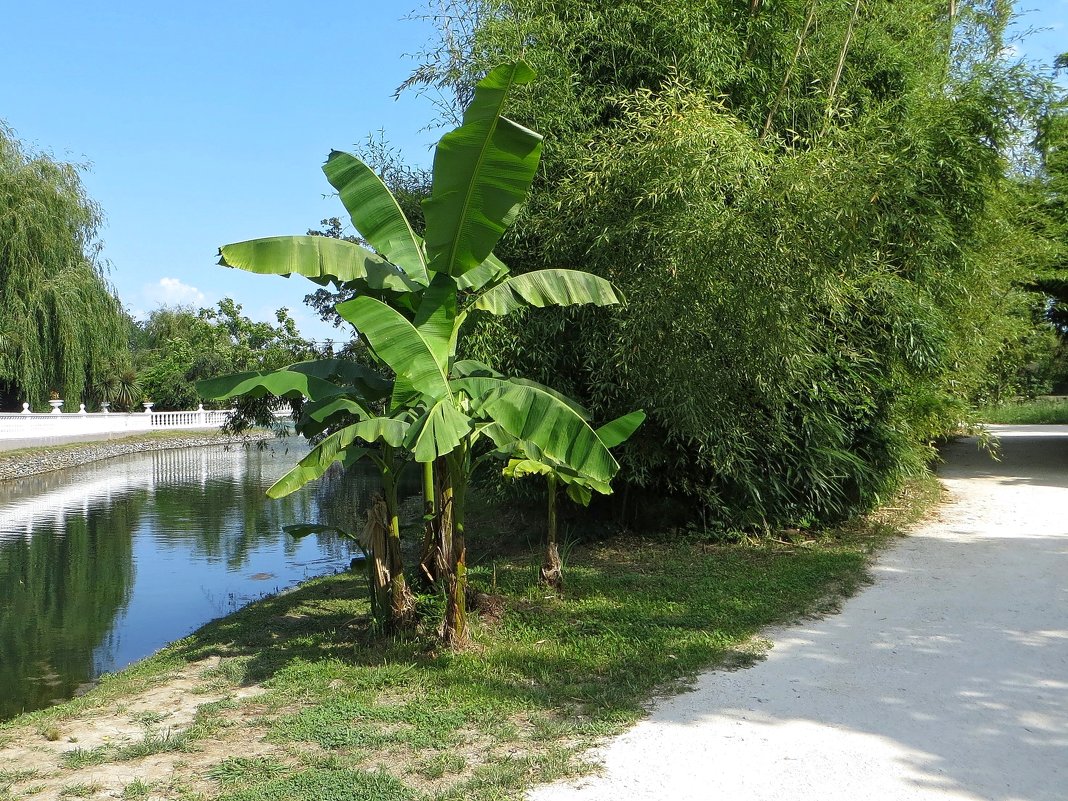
[420,458,450,587]
[540,474,563,590]
[381,462,414,629]
[442,449,469,647]
[363,496,392,626]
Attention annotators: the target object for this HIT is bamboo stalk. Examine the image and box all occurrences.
[762,1,818,140]
[823,0,864,135]
[743,0,767,60]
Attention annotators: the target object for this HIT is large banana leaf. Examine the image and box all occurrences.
[596,410,647,448]
[196,368,343,402]
[322,151,429,286]
[336,295,450,401]
[412,274,459,373]
[304,397,368,423]
[452,359,504,378]
[472,269,622,315]
[267,425,366,498]
[389,374,421,415]
[296,397,369,438]
[287,359,392,400]
[453,377,617,483]
[422,61,543,278]
[455,374,590,420]
[457,252,510,291]
[219,236,417,291]
[266,417,409,498]
[406,398,473,463]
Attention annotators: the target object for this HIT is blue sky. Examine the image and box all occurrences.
[1,2,445,342]
[1,1,1065,343]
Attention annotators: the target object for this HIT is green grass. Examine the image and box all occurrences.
[60,747,109,770]
[120,779,152,800]
[977,397,1068,424]
[58,783,102,799]
[209,757,288,786]
[2,478,939,800]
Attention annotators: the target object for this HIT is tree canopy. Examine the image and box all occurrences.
[133,299,317,410]
[0,124,129,409]
[404,0,1061,529]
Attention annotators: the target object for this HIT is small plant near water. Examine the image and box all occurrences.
[60,747,108,770]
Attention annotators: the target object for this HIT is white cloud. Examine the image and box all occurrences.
[143,277,206,307]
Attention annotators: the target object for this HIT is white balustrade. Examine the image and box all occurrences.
[0,400,292,443]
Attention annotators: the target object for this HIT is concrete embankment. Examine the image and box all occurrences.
[0,431,273,481]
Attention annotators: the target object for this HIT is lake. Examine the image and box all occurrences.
[0,438,412,720]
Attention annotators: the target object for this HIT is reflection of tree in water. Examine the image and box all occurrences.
[306,461,424,543]
[143,445,419,570]
[0,496,140,719]
[0,441,425,720]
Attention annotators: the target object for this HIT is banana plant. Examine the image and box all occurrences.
[198,61,636,644]
[500,410,646,589]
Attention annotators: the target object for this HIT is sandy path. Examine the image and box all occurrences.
[531,425,1068,801]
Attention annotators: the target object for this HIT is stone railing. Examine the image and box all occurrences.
[0,401,235,442]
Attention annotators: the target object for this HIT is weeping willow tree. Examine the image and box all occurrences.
[0,124,129,408]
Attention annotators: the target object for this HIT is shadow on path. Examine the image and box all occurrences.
[531,425,1068,801]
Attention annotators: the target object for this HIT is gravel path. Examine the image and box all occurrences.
[531,425,1068,801]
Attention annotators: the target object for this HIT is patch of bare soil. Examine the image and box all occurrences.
[1,658,269,800]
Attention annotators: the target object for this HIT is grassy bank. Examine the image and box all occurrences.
[0,478,939,801]
[977,397,1068,425]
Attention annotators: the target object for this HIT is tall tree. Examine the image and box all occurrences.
[403,0,1055,530]
[134,300,317,410]
[0,123,129,408]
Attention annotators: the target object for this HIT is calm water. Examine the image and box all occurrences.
[0,439,411,720]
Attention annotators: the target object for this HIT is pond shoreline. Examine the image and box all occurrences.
[0,430,274,482]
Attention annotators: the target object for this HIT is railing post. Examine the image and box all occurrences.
[20,403,29,415]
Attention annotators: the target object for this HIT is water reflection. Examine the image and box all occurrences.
[0,439,412,720]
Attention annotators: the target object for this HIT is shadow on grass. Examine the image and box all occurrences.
[171,534,874,726]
